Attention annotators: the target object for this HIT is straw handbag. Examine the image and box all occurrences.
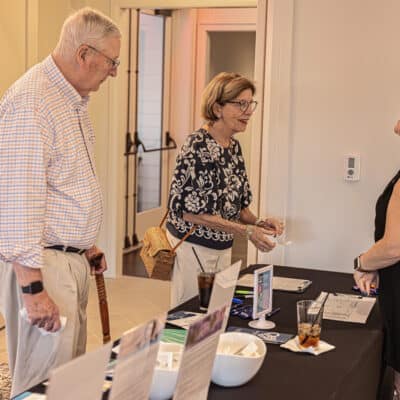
[140,212,195,281]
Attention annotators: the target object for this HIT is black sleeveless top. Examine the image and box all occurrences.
[374,169,400,370]
[374,169,400,242]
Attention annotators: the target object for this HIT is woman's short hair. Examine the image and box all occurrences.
[201,72,256,122]
[55,7,121,59]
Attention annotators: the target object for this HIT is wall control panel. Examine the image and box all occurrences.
[344,154,360,181]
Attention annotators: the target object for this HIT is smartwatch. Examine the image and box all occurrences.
[21,280,44,295]
[353,255,367,272]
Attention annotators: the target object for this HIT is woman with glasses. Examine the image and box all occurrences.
[166,72,284,307]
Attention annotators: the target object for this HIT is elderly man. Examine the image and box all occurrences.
[0,7,121,396]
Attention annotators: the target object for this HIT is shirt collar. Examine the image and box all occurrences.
[42,55,89,111]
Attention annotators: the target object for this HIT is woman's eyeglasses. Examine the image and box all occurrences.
[226,100,258,113]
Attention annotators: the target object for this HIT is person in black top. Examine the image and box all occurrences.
[167,72,284,307]
[353,120,400,397]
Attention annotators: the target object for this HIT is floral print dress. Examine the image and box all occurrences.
[166,128,252,250]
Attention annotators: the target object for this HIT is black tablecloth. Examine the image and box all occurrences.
[23,265,385,400]
[176,265,384,400]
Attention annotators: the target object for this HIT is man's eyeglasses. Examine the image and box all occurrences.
[226,100,258,113]
[85,44,120,69]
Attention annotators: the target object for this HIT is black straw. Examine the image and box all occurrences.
[192,247,205,273]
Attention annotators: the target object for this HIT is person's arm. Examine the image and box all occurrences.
[183,212,276,252]
[239,208,285,236]
[359,180,400,271]
[0,103,61,331]
[239,208,258,226]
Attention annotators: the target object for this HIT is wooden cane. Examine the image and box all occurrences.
[90,254,111,344]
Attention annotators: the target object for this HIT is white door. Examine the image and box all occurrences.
[134,11,172,241]
[122,10,172,248]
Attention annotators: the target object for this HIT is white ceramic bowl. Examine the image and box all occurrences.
[211,332,266,387]
[149,342,183,400]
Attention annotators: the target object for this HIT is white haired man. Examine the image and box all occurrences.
[0,7,121,396]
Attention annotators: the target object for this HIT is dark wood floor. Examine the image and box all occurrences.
[123,236,248,278]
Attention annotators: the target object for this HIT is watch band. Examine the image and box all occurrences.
[21,280,44,295]
[353,255,367,272]
[245,225,254,239]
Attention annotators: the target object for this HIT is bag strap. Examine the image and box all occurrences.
[160,210,197,252]
[159,210,169,228]
[171,225,196,253]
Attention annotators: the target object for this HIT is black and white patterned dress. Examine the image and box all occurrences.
[166,128,252,250]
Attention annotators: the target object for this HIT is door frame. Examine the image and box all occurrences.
[194,9,257,128]
[107,0,292,276]
[134,12,172,241]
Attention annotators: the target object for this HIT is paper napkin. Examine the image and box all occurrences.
[280,336,335,356]
[19,308,67,336]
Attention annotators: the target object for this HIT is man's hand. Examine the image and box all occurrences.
[85,245,107,274]
[353,270,379,295]
[23,290,61,332]
[13,262,61,332]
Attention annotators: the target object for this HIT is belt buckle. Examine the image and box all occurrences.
[62,245,68,252]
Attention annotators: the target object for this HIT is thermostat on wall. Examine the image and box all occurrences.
[344,154,360,181]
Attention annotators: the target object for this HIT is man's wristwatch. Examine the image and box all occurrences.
[353,255,367,272]
[21,280,44,295]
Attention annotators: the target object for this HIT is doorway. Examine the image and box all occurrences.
[122,7,257,277]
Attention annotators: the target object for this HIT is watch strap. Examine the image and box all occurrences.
[353,254,367,272]
[21,280,44,295]
[245,225,254,239]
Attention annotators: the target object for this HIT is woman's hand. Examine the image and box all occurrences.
[249,226,277,252]
[353,270,379,295]
[257,217,285,236]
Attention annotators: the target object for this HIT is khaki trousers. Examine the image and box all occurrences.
[0,249,90,397]
[167,231,232,308]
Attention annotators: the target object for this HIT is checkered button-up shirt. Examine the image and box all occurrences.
[0,55,103,268]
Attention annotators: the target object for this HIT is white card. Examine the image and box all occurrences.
[108,313,166,400]
[208,260,241,331]
[45,342,112,400]
[173,306,227,400]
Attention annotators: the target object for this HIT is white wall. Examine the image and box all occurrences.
[262,0,400,272]
[0,0,27,97]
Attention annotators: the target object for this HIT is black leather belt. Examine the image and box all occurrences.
[45,245,86,255]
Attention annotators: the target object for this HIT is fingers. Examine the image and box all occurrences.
[353,271,378,296]
[365,281,371,296]
[51,317,62,332]
[265,218,285,236]
[251,227,276,252]
[23,291,61,332]
[93,256,107,274]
